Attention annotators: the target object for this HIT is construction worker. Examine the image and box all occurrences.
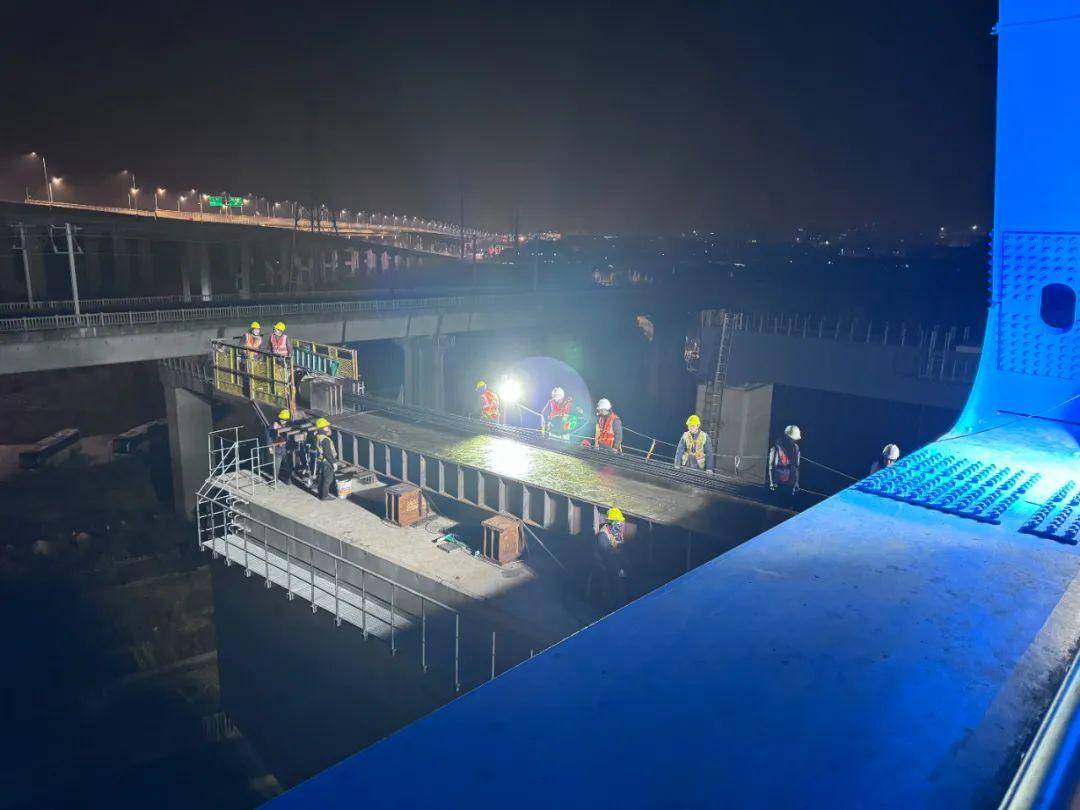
[269,322,290,358]
[675,414,714,473]
[476,380,501,422]
[542,387,577,439]
[269,409,294,484]
[314,417,338,501]
[768,425,802,495]
[592,398,623,453]
[243,322,263,352]
[593,507,628,607]
[870,443,901,475]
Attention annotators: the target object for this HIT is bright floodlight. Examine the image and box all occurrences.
[497,378,522,404]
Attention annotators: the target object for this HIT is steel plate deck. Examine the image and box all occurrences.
[330,410,787,535]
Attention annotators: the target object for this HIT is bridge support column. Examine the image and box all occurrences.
[401,337,445,411]
[84,236,102,298]
[198,241,212,301]
[164,383,213,520]
[23,233,46,302]
[180,242,194,302]
[239,241,252,298]
[137,238,154,295]
[111,233,131,296]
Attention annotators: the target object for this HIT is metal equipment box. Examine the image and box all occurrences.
[385,483,428,527]
[482,515,524,565]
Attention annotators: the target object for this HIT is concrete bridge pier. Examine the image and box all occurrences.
[164,382,214,520]
[137,238,154,295]
[238,241,252,298]
[180,242,194,302]
[198,241,212,301]
[401,337,446,411]
[112,233,131,295]
[83,235,103,298]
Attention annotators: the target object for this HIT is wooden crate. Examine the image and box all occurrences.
[482,515,524,565]
[385,483,428,527]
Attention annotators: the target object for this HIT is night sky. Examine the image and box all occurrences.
[1,0,997,235]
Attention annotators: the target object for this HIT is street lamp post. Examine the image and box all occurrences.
[155,188,164,214]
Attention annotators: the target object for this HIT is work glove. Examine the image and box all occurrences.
[769,483,778,492]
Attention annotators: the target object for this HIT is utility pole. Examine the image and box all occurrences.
[65,223,81,317]
[18,225,33,304]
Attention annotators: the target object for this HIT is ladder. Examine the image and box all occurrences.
[700,309,734,440]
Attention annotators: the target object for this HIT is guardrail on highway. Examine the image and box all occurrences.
[19,198,495,241]
[0,290,624,333]
[0,284,581,316]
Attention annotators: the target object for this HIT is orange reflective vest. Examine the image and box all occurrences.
[243,332,262,351]
[480,390,501,419]
[270,332,289,357]
[596,412,618,448]
[772,443,795,484]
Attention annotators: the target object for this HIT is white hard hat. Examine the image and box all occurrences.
[883,443,900,460]
[784,425,802,441]
[552,387,565,401]
[597,398,612,411]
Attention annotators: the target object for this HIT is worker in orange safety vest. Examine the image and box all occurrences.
[592,398,623,452]
[243,321,263,351]
[269,321,290,358]
[476,380,501,422]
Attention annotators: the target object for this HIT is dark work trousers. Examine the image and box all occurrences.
[317,459,335,500]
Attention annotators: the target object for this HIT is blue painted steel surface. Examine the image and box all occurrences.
[271,2,1080,806]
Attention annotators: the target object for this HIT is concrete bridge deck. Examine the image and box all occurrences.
[0,288,646,374]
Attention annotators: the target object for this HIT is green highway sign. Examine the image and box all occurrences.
[207,195,244,208]
[208,195,224,207]
[228,196,244,207]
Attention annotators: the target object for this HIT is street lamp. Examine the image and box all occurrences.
[200,193,207,214]
[178,194,186,213]
[155,188,165,213]
[128,187,139,209]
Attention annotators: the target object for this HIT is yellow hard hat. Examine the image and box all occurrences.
[315,417,330,429]
[250,321,261,330]
[686,414,701,428]
[607,507,625,522]
[278,409,291,420]
[475,380,487,390]
[274,322,286,332]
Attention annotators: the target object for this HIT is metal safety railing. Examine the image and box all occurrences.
[21,197,478,239]
[210,340,296,414]
[0,289,631,333]
[196,464,461,691]
[205,426,278,498]
[293,339,359,381]
[730,310,979,349]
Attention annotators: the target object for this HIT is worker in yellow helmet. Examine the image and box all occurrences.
[675,414,714,474]
[313,417,338,501]
[268,408,295,484]
[243,321,263,351]
[592,506,628,608]
[270,321,290,358]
